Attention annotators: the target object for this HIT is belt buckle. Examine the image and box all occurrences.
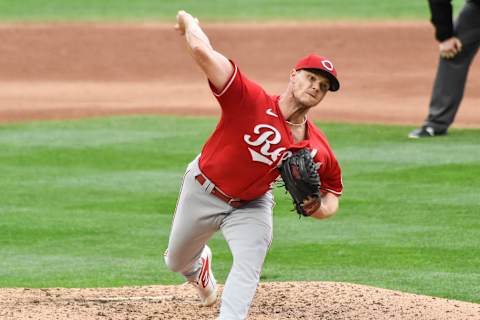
[228,198,242,208]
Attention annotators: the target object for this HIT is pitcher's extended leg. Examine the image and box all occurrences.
[219,194,274,320]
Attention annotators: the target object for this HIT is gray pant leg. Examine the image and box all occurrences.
[219,193,274,320]
[164,158,230,279]
[425,1,480,132]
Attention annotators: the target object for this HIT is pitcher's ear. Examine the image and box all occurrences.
[290,69,298,81]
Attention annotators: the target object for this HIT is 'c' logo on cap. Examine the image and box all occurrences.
[321,60,334,71]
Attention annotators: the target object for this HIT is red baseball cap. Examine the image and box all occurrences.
[295,54,340,91]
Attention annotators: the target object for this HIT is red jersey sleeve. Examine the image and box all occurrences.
[307,122,343,196]
[208,61,265,116]
[320,155,343,196]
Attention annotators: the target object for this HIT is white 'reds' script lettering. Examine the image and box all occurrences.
[244,124,286,165]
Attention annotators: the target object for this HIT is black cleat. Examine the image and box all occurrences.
[408,126,446,139]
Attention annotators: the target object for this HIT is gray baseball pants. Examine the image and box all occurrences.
[164,155,274,320]
[424,0,480,132]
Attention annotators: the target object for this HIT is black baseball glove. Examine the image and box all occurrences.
[279,148,321,217]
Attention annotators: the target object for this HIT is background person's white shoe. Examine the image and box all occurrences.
[192,245,217,306]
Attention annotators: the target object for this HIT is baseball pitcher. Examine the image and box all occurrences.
[164,10,343,320]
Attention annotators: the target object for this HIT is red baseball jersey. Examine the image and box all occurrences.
[199,62,343,201]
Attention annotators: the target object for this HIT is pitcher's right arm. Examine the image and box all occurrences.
[175,10,234,92]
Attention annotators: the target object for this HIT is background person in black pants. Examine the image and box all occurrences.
[409,0,480,138]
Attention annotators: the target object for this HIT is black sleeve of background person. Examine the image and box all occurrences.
[428,0,454,41]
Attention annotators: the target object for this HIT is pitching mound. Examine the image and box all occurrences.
[1,282,479,319]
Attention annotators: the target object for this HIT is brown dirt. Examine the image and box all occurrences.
[0,22,479,126]
[1,282,479,320]
[1,22,480,319]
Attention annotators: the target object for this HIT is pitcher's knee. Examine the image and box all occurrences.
[164,249,185,273]
[243,236,270,258]
[233,244,269,274]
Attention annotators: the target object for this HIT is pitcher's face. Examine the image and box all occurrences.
[291,70,330,107]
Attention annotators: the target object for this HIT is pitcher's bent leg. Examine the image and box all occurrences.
[219,194,274,320]
[164,159,229,281]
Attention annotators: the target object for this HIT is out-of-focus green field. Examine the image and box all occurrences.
[0,117,479,303]
[0,0,466,22]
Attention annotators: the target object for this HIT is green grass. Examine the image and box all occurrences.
[0,0,466,22]
[0,116,479,303]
